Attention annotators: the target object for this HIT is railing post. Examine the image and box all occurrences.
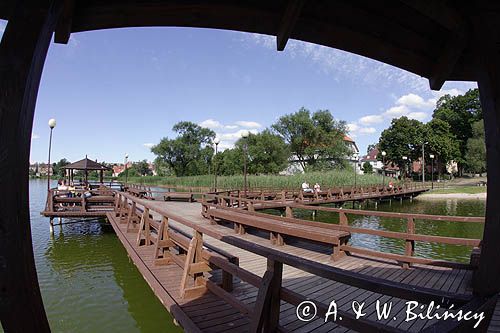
[285,206,293,218]
[404,217,415,269]
[250,258,283,333]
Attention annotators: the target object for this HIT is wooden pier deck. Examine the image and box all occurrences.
[105,192,495,332]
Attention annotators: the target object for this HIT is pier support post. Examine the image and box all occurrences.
[472,11,500,296]
[49,218,54,234]
[0,1,62,331]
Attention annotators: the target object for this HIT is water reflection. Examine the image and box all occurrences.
[29,180,180,333]
[289,198,485,263]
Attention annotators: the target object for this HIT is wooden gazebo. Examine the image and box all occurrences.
[1,1,500,332]
[62,156,110,184]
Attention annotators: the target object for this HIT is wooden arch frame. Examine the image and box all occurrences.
[0,1,499,332]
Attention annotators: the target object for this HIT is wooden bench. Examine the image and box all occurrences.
[123,204,239,295]
[127,187,148,198]
[206,207,351,260]
[164,192,194,202]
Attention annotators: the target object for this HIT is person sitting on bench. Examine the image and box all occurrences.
[302,181,313,193]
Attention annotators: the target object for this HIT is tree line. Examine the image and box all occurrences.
[377,89,485,176]
[151,107,350,177]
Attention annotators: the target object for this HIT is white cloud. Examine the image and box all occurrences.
[347,123,359,132]
[199,119,222,129]
[143,143,155,148]
[235,121,262,128]
[433,88,463,98]
[224,125,239,130]
[359,115,383,125]
[219,129,258,141]
[396,93,434,110]
[383,105,409,118]
[358,127,376,134]
[407,112,428,121]
[246,33,431,92]
[31,133,40,140]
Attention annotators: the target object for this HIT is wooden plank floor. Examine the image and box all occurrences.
[109,198,475,332]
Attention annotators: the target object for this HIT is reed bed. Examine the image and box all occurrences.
[124,170,384,190]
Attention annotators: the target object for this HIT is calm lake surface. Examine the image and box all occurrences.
[22,180,485,332]
[26,180,181,333]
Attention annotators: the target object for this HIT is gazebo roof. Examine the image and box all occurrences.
[62,157,110,171]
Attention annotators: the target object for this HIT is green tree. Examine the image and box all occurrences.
[378,116,424,166]
[367,144,377,155]
[215,130,290,175]
[422,119,460,176]
[236,130,290,174]
[362,161,373,174]
[151,121,215,176]
[52,158,70,177]
[432,88,482,172]
[272,108,349,171]
[465,120,486,174]
[136,160,153,176]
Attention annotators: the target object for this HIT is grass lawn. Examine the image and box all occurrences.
[429,186,487,194]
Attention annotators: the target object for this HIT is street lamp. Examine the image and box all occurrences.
[213,137,220,192]
[381,151,386,187]
[47,118,56,191]
[241,130,249,197]
[353,153,358,188]
[402,156,408,181]
[429,154,435,189]
[124,153,129,185]
[421,141,428,184]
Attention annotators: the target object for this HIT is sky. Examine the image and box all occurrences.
[0,20,477,164]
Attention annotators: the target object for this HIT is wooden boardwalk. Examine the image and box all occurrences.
[106,193,493,332]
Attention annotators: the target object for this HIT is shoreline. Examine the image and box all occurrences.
[416,192,486,200]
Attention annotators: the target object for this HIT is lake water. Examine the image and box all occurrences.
[26,180,181,333]
[18,180,486,332]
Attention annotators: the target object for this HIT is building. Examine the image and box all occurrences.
[360,147,384,174]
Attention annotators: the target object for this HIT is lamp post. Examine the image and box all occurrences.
[430,154,435,189]
[402,156,408,181]
[241,130,249,197]
[213,137,220,192]
[353,153,358,188]
[421,141,428,184]
[124,153,129,185]
[47,118,56,191]
[381,151,386,187]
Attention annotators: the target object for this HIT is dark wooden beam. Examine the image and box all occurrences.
[276,0,305,51]
[55,0,75,44]
[472,9,500,296]
[398,0,463,33]
[429,27,469,90]
[0,0,61,331]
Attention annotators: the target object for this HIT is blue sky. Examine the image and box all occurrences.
[0,20,476,164]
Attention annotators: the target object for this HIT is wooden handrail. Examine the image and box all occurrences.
[202,193,483,269]
[119,192,472,305]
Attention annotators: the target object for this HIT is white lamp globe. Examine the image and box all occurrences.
[214,137,220,145]
[48,118,57,129]
[241,130,250,138]
[429,154,435,159]
[381,151,387,156]
[125,153,129,159]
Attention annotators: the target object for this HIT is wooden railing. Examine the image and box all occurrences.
[201,193,484,269]
[114,192,492,333]
[44,186,115,214]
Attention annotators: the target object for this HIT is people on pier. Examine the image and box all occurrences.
[302,181,313,193]
[314,182,321,193]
